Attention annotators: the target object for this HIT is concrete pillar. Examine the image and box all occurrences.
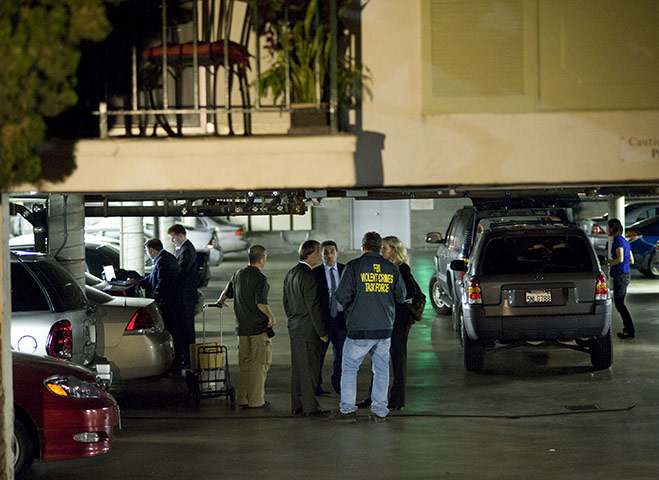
[607,195,625,259]
[48,194,86,287]
[159,217,176,254]
[120,210,145,276]
[1,194,14,479]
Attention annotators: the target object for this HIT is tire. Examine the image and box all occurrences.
[429,275,451,315]
[590,329,613,370]
[648,252,659,278]
[462,321,484,372]
[14,417,34,480]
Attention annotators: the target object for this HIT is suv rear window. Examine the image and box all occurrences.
[24,261,87,312]
[11,262,50,312]
[481,234,594,275]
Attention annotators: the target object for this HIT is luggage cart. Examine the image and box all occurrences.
[186,304,236,405]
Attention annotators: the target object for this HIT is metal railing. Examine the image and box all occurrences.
[96,0,348,138]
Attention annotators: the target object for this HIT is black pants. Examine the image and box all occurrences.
[612,274,635,335]
[389,323,412,409]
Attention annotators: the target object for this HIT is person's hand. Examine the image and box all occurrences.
[216,300,226,308]
[320,335,329,343]
[127,278,138,286]
[267,317,276,328]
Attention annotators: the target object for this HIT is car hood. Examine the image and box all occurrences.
[12,351,97,381]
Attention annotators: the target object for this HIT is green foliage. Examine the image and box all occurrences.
[257,0,370,108]
[0,0,113,190]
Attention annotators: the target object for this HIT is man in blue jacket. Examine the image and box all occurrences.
[330,231,406,423]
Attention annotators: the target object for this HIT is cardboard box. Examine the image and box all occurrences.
[190,343,225,370]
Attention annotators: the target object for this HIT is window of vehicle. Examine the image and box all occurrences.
[25,262,87,312]
[11,263,50,312]
[481,234,593,275]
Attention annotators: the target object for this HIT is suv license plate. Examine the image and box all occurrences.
[526,291,552,304]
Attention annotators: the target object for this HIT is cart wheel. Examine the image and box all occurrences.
[228,387,236,406]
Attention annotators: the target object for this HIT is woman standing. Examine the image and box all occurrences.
[380,235,417,410]
[604,218,636,339]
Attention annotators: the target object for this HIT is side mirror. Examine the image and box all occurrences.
[425,232,443,244]
[450,259,468,272]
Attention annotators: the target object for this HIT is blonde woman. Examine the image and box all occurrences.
[380,236,418,410]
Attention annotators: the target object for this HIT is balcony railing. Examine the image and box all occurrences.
[95,0,361,138]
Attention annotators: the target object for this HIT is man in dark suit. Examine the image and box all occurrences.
[130,238,183,373]
[283,240,328,416]
[168,224,198,370]
[313,240,347,395]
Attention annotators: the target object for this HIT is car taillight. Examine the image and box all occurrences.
[208,237,215,247]
[626,231,641,243]
[595,274,609,301]
[125,307,156,333]
[235,229,243,236]
[46,320,72,360]
[468,278,482,305]
[591,224,607,235]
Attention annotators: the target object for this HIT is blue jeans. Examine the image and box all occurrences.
[340,337,391,417]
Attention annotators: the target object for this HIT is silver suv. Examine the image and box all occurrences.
[425,196,577,330]
[450,221,612,372]
[10,252,99,368]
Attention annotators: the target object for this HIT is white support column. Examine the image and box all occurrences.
[120,211,145,276]
[159,217,176,254]
[607,195,625,259]
[48,194,86,287]
[0,194,14,479]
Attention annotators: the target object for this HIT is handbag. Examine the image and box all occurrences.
[406,278,426,322]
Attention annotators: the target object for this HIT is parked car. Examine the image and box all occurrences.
[625,216,659,278]
[583,201,659,255]
[85,281,174,381]
[186,216,249,255]
[450,221,612,372]
[424,196,577,327]
[9,251,111,384]
[12,351,120,478]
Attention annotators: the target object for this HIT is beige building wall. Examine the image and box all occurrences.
[362,0,659,188]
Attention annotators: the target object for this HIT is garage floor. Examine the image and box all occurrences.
[25,250,659,479]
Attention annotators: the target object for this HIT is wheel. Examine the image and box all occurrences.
[14,417,34,480]
[590,329,613,370]
[429,275,451,315]
[648,251,659,278]
[462,321,484,372]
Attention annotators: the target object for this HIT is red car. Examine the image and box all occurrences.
[12,352,120,478]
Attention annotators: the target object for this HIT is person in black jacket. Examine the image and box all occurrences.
[381,236,417,410]
[283,240,329,416]
[313,240,347,395]
[130,238,182,373]
[168,224,198,369]
[331,232,406,423]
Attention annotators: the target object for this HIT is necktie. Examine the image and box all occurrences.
[330,267,338,318]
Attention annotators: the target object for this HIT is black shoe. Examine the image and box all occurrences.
[315,388,330,396]
[389,406,404,411]
[291,408,303,416]
[238,404,248,409]
[356,398,372,409]
[329,411,357,423]
[617,331,635,339]
[247,401,270,409]
[304,409,330,417]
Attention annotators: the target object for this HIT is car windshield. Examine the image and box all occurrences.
[481,234,594,274]
[25,261,88,312]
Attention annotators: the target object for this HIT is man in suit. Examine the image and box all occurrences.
[168,224,198,370]
[313,240,347,395]
[130,238,183,373]
[283,240,328,416]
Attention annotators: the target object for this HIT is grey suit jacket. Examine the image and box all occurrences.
[283,262,326,339]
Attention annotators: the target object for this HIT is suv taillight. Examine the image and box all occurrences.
[591,224,606,235]
[235,228,243,236]
[125,308,156,333]
[46,320,72,360]
[595,274,609,301]
[468,278,482,305]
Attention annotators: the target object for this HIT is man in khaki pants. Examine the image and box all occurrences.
[217,245,276,409]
